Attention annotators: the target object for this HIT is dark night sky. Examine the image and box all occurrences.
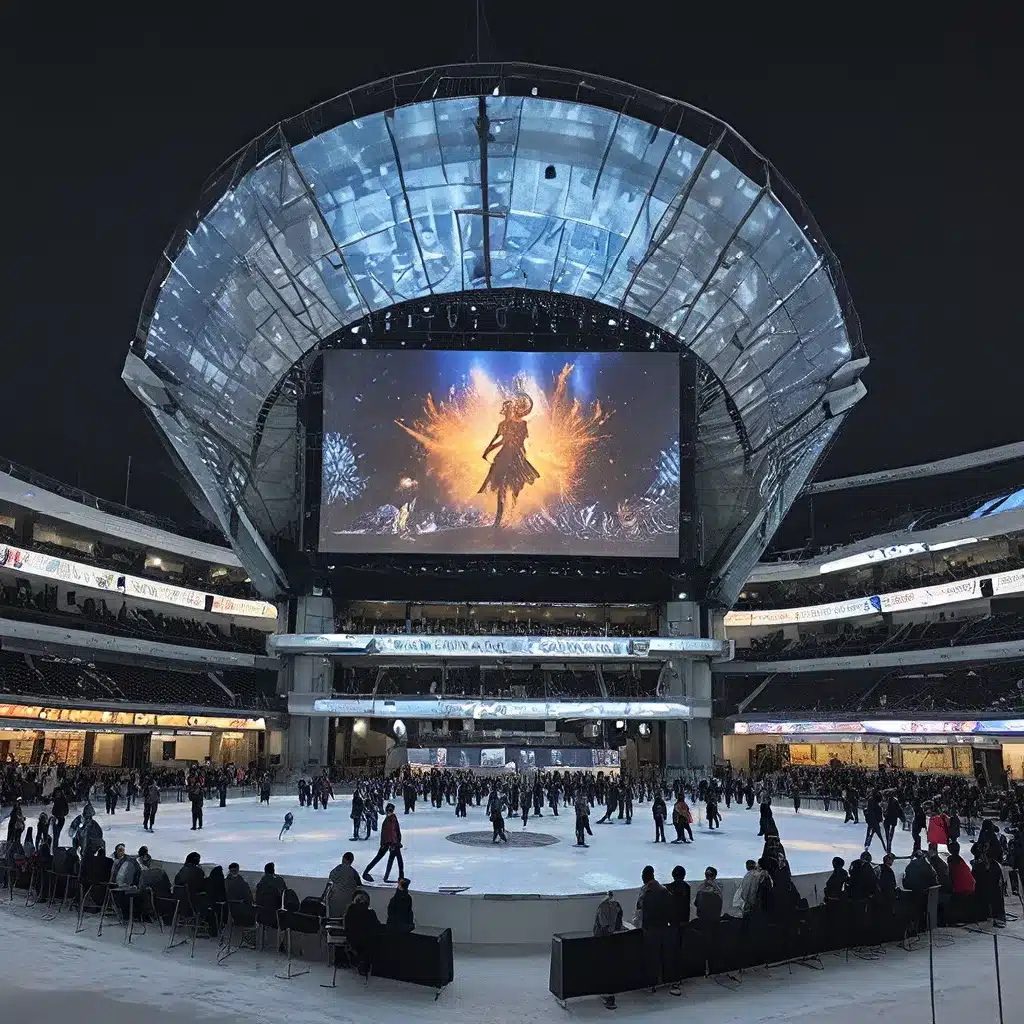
[1,11,1019,529]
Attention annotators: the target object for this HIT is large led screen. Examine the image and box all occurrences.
[319,350,681,557]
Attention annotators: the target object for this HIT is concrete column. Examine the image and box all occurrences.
[285,595,334,772]
[659,600,714,774]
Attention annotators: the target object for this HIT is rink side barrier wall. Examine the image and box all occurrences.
[149,857,832,946]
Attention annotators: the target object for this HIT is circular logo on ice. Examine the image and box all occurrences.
[446,831,559,849]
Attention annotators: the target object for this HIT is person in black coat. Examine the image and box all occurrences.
[847,851,878,900]
[402,777,417,814]
[757,802,778,838]
[863,791,884,850]
[597,782,618,824]
[879,853,899,900]
[652,794,667,843]
[344,888,381,975]
[350,789,365,840]
[386,878,415,933]
[883,794,905,854]
[824,857,849,900]
[634,866,678,994]
[665,865,691,925]
[706,794,721,830]
[50,789,69,849]
[911,798,927,854]
[188,783,204,831]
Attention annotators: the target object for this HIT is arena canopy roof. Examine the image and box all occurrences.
[123,63,866,602]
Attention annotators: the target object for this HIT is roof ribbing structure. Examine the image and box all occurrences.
[124,63,866,602]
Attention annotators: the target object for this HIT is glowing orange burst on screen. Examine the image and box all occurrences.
[395,364,611,524]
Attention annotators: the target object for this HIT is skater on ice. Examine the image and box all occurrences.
[279,811,294,841]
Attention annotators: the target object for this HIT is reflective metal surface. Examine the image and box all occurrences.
[124,64,865,601]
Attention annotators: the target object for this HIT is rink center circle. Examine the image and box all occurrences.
[446,830,560,849]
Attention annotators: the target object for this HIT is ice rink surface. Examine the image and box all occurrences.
[86,793,925,893]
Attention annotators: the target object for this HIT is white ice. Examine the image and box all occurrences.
[72,794,928,894]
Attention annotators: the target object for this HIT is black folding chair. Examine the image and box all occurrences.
[321,918,350,987]
[257,890,283,951]
[276,908,323,980]
[218,900,260,963]
[42,852,80,921]
[167,884,214,958]
[75,857,114,935]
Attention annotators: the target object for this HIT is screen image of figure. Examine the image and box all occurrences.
[319,350,681,557]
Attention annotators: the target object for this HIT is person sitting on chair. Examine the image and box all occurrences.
[224,863,253,903]
[344,888,381,976]
[255,862,287,906]
[329,852,362,919]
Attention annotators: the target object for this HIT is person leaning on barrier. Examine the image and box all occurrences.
[901,849,938,892]
[665,865,691,926]
[694,866,723,923]
[879,853,899,900]
[633,865,678,996]
[824,857,849,900]
[847,851,879,900]
[732,859,760,917]
[386,877,415,933]
[593,891,625,1010]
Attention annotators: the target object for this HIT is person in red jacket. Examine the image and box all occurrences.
[947,841,976,894]
[362,803,405,883]
[926,805,950,849]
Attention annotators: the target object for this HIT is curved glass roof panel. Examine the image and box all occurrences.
[125,64,865,602]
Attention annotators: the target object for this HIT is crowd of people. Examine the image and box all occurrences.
[4,754,1024,997]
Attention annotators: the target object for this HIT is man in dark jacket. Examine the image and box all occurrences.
[883,794,904,854]
[50,789,69,849]
[188,782,204,831]
[863,791,884,850]
[824,856,849,899]
[386,878,415,932]
[847,851,879,900]
[879,853,899,900]
[665,864,691,926]
[633,865,677,994]
[142,781,160,833]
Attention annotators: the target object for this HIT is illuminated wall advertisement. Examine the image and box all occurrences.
[309,697,692,720]
[407,747,619,769]
[726,563,1024,632]
[735,720,1024,736]
[0,704,265,730]
[0,545,276,619]
[319,350,681,558]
